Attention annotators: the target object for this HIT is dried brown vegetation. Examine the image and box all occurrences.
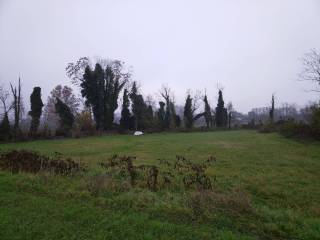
[0,150,85,175]
[99,154,217,191]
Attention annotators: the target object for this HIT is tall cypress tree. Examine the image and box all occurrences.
[145,105,154,129]
[157,101,166,131]
[164,103,171,129]
[184,94,194,129]
[269,94,275,123]
[135,95,148,130]
[120,89,131,130]
[130,82,148,130]
[29,87,44,136]
[215,90,227,127]
[203,94,212,128]
[95,64,106,130]
[130,82,139,130]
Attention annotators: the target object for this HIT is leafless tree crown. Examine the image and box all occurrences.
[299,49,320,92]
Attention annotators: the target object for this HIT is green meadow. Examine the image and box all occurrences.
[1,130,319,239]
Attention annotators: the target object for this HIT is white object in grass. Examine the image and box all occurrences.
[134,131,144,136]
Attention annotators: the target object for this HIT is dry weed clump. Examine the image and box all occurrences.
[99,154,217,191]
[0,150,85,175]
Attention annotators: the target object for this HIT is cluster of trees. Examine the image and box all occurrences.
[0,60,232,141]
[0,82,76,140]
[65,58,233,133]
[1,48,319,141]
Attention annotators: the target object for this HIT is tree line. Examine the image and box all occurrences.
[1,48,320,141]
[0,58,232,141]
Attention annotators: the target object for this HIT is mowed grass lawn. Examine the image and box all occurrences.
[0,130,319,239]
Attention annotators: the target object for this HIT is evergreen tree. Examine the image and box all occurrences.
[0,112,10,141]
[184,94,194,129]
[269,94,275,123]
[81,63,126,130]
[55,97,75,135]
[130,82,139,130]
[215,90,227,127]
[120,89,131,130]
[169,102,178,129]
[175,115,181,128]
[82,65,103,130]
[104,66,126,129]
[29,87,44,136]
[136,95,148,130]
[203,94,212,128]
[157,101,166,130]
[145,105,154,129]
[164,103,171,129]
[130,82,148,130]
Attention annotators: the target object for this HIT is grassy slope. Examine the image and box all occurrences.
[0,130,319,239]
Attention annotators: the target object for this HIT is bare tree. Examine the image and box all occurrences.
[299,49,320,92]
[0,85,11,117]
[66,57,131,87]
[145,94,156,109]
[159,84,173,105]
[192,90,202,113]
[66,57,90,86]
[159,84,176,128]
[10,78,23,134]
[188,89,203,121]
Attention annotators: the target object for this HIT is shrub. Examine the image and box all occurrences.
[277,106,320,140]
[73,110,96,136]
[279,121,312,139]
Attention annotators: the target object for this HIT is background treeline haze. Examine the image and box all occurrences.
[1,51,320,141]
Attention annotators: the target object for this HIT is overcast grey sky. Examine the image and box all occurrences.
[0,0,320,113]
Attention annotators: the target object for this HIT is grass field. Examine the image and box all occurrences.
[0,130,320,239]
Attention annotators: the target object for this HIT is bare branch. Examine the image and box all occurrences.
[299,49,320,87]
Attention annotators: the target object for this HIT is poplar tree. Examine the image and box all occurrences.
[120,89,131,130]
[29,87,43,136]
[215,90,227,127]
[157,102,166,130]
[203,94,212,128]
[269,94,275,123]
[184,94,194,129]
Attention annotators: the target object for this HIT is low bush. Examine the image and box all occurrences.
[278,108,320,140]
[279,121,312,139]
